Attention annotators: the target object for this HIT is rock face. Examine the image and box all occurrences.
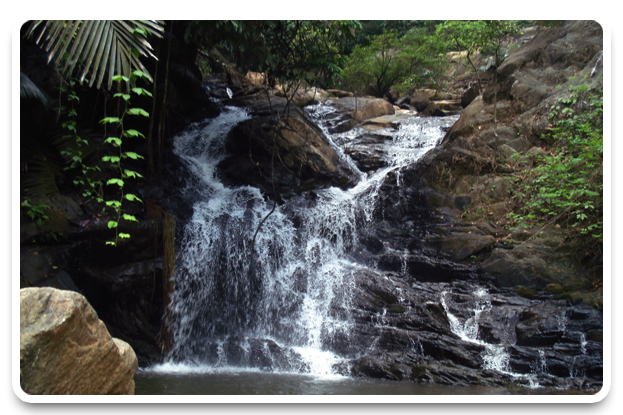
[219,93,354,196]
[20,287,138,395]
[339,268,602,388]
[422,21,603,296]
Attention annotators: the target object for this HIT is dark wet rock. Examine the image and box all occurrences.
[20,195,86,244]
[219,100,354,195]
[515,303,566,346]
[424,232,495,262]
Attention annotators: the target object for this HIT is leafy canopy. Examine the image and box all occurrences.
[340,28,448,97]
[186,20,360,88]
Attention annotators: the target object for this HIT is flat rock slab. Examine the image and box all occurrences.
[360,113,414,131]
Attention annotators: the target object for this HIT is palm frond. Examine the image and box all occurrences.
[26,20,165,90]
[20,72,49,105]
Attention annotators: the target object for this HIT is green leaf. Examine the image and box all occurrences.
[132,27,147,37]
[118,233,131,238]
[132,87,153,97]
[106,241,116,246]
[100,117,121,124]
[104,137,122,146]
[124,169,144,179]
[106,178,124,187]
[102,156,121,163]
[108,221,118,229]
[112,75,130,83]
[123,152,144,160]
[123,129,145,138]
[123,213,138,222]
[114,93,131,101]
[127,108,149,117]
[125,193,143,203]
[132,70,148,79]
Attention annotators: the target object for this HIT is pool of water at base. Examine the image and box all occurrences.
[134,370,591,395]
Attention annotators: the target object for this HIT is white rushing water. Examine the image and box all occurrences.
[160,102,457,377]
[440,286,544,388]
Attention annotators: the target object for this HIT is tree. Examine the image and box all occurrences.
[436,20,488,94]
[184,20,360,88]
[340,29,448,97]
[436,20,519,94]
[341,31,403,97]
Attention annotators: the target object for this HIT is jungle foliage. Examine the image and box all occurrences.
[340,29,449,97]
[186,20,361,88]
[507,80,603,255]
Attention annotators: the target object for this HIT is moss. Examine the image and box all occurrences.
[545,283,564,294]
[410,365,428,381]
[516,286,538,299]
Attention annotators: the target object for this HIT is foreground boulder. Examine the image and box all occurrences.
[20,287,138,395]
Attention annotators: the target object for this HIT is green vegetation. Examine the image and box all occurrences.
[507,80,603,254]
[20,197,50,228]
[186,20,360,88]
[100,72,151,246]
[22,20,161,245]
[59,78,103,203]
[340,28,448,96]
[436,20,519,93]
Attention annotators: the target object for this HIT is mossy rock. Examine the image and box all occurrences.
[516,286,538,299]
[545,283,564,294]
[410,365,428,381]
[568,290,602,309]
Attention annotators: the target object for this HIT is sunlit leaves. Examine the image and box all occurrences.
[125,193,143,202]
[127,108,149,117]
[123,129,145,138]
[106,178,124,187]
[123,152,143,160]
[104,137,122,146]
[100,117,121,124]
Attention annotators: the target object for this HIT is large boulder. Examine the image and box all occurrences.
[461,83,480,108]
[353,99,395,121]
[20,287,138,395]
[410,92,446,117]
[219,96,354,194]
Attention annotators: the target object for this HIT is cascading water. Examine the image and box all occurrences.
[153,101,459,377]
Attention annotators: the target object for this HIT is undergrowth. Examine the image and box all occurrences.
[506,79,603,260]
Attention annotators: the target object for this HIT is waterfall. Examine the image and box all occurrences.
[157,102,458,376]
